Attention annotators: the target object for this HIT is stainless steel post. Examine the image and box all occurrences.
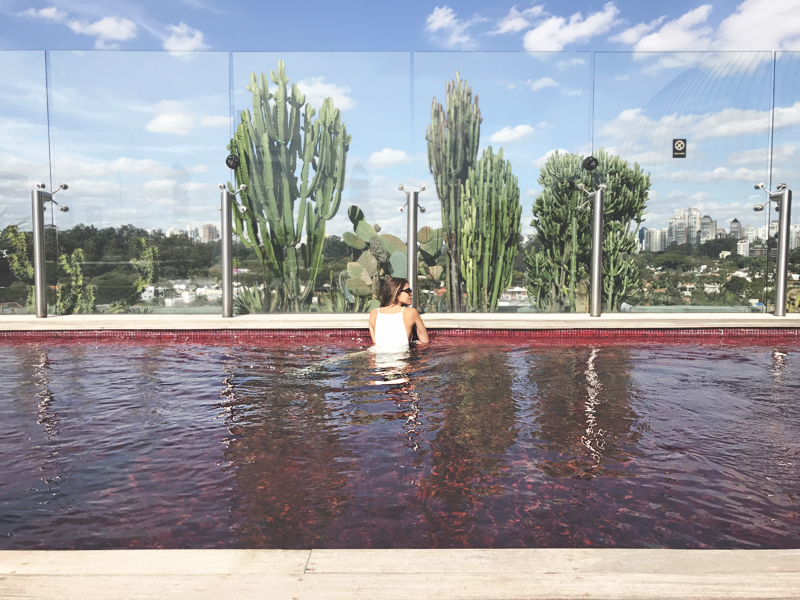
[774,189,792,317]
[589,187,604,317]
[406,190,419,309]
[221,189,233,318]
[31,188,49,318]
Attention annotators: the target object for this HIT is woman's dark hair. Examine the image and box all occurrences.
[380,277,409,307]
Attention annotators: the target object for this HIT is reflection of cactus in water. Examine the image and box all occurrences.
[459,147,520,312]
[342,206,444,306]
[426,72,482,312]
[228,61,351,312]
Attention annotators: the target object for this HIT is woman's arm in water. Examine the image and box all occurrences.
[368,308,378,344]
[409,308,429,343]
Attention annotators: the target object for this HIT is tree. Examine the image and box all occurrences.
[525,149,649,311]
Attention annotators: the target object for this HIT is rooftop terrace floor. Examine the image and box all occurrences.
[2,548,799,599]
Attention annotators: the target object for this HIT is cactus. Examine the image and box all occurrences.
[56,249,95,315]
[342,206,445,306]
[426,71,482,312]
[228,61,351,312]
[459,147,521,312]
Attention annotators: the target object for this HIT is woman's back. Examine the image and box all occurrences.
[373,307,409,346]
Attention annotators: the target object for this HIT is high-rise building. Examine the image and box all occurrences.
[700,215,717,244]
[644,228,663,252]
[668,208,688,246]
[791,224,800,250]
[729,218,743,239]
[201,224,219,243]
[687,207,702,245]
[186,226,200,241]
[744,225,756,242]
[737,239,750,257]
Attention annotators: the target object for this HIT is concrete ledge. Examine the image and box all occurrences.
[1,549,799,599]
[1,312,800,331]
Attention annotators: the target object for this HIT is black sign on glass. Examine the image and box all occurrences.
[582,156,599,171]
[673,139,686,159]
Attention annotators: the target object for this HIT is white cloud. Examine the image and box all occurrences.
[489,5,545,35]
[655,166,764,183]
[68,16,138,49]
[145,100,229,135]
[556,58,586,70]
[490,124,535,144]
[614,74,630,81]
[163,22,209,52]
[523,2,619,51]
[599,103,800,144]
[717,0,800,51]
[608,16,666,45]
[614,0,800,56]
[630,5,713,52]
[424,5,483,49]
[532,148,569,169]
[296,77,356,111]
[19,6,68,22]
[367,149,413,169]
[728,145,796,166]
[529,76,557,91]
[562,89,582,97]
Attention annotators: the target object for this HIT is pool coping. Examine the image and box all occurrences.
[2,312,800,331]
[2,548,799,599]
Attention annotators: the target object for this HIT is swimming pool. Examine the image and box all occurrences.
[1,334,798,549]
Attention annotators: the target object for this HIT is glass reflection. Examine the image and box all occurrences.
[595,52,774,312]
[0,52,51,314]
[47,51,230,314]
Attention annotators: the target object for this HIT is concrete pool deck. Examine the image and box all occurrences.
[2,313,800,599]
[2,548,800,599]
[2,311,800,331]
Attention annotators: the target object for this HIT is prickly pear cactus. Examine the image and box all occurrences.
[341,205,445,302]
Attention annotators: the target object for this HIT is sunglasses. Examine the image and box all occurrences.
[400,287,413,294]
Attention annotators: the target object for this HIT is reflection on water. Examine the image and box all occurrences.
[0,340,799,549]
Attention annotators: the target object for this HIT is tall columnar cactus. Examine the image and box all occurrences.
[426,71,482,312]
[228,61,351,312]
[459,147,521,312]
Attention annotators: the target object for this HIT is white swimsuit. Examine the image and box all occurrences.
[373,307,409,347]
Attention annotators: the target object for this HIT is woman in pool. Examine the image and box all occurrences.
[368,277,429,347]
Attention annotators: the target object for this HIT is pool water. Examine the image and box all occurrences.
[1,339,798,549]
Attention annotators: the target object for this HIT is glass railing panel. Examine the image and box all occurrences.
[47,51,230,315]
[773,52,800,315]
[413,51,592,313]
[231,52,412,314]
[594,51,774,313]
[0,51,50,315]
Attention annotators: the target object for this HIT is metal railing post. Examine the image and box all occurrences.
[221,188,233,318]
[31,188,49,318]
[589,187,604,317]
[399,184,426,309]
[774,188,792,317]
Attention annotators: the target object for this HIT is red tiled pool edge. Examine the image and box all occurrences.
[1,328,799,344]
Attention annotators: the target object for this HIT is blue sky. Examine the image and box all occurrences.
[1,0,800,240]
